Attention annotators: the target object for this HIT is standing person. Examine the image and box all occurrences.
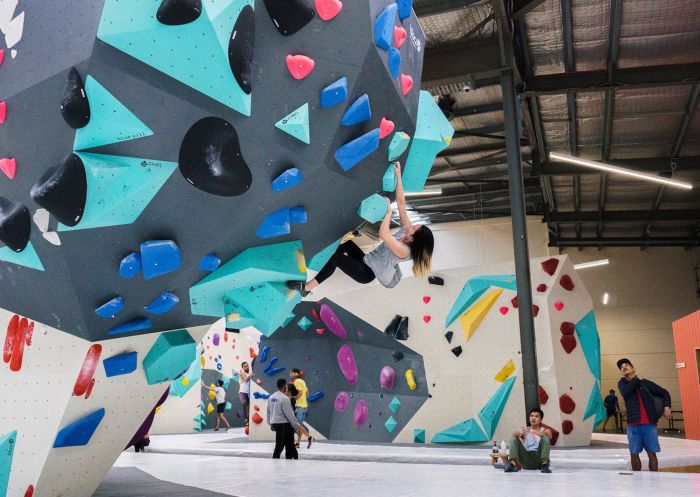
[504,408,553,473]
[238,361,253,426]
[290,368,314,449]
[267,378,300,460]
[287,162,434,295]
[617,358,672,471]
[602,389,621,432]
[286,383,313,444]
[206,380,232,432]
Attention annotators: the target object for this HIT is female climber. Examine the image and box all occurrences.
[288,161,434,294]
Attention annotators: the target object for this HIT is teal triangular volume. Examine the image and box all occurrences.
[97,0,252,116]
[170,353,202,398]
[575,310,601,380]
[58,153,177,232]
[275,103,310,144]
[583,381,606,427]
[0,243,45,271]
[431,417,488,443]
[445,275,517,327]
[478,376,516,438]
[308,238,341,272]
[0,430,17,497]
[74,76,153,151]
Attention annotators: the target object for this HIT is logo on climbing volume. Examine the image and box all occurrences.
[140,160,160,168]
[409,24,422,53]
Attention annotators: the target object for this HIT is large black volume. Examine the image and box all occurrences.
[30,154,87,227]
[60,67,90,129]
[262,0,314,36]
[229,5,255,94]
[0,198,31,252]
[178,117,252,197]
[156,0,202,25]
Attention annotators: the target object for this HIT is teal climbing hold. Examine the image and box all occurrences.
[445,275,517,327]
[383,165,396,192]
[478,376,516,438]
[74,76,153,151]
[224,282,301,336]
[142,329,196,385]
[341,94,371,126]
[221,375,231,389]
[575,310,601,380]
[385,416,398,433]
[58,152,177,232]
[298,316,312,330]
[170,354,201,397]
[97,0,253,116]
[432,417,488,443]
[413,428,425,443]
[0,242,44,271]
[389,396,401,413]
[320,77,348,109]
[308,238,341,271]
[0,430,17,497]
[373,3,397,51]
[54,409,105,448]
[583,382,606,427]
[403,91,455,191]
[275,103,310,144]
[335,128,381,171]
[388,132,411,161]
[357,194,389,223]
[225,401,232,411]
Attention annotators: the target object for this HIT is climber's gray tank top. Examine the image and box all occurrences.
[363,228,410,288]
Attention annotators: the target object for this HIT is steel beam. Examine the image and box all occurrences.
[511,0,548,18]
[452,101,503,118]
[422,38,504,89]
[548,209,700,223]
[551,237,700,248]
[438,142,510,157]
[414,0,485,17]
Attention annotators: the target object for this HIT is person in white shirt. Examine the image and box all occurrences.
[239,361,253,426]
[267,378,300,459]
[206,380,231,431]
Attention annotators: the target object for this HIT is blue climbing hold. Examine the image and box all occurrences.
[388,47,401,79]
[259,344,271,363]
[289,206,307,224]
[54,408,106,448]
[320,77,348,109]
[256,207,291,239]
[109,317,152,335]
[199,253,221,272]
[144,291,179,315]
[397,0,413,20]
[265,365,286,377]
[119,251,141,279]
[341,94,371,126]
[264,356,280,371]
[95,296,125,319]
[374,3,397,51]
[103,351,138,377]
[308,391,325,403]
[140,240,181,280]
[335,128,381,171]
[253,392,270,400]
[272,168,303,192]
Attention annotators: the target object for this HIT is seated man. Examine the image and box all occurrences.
[504,408,552,473]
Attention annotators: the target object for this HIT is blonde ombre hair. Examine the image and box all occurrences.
[410,225,434,278]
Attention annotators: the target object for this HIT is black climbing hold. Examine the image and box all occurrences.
[30,153,87,227]
[262,0,314,36]
[428,275,444,286]
[178,117,252,197]
[229,5,255,94]
[60,67,90,129]
[0,198,30,252]
[392,350,404,362]
[156,0,202,25]
[451,346,462,357]
[384,315,409,341]
[444,331,453,344]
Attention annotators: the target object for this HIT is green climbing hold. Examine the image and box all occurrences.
[275,103,310,144]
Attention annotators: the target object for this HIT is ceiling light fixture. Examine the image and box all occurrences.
[602,292,609,305]
[549,152,693,190]
[405,189,443,198]
[574,259,610,270]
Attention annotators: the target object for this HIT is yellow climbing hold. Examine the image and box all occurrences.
[405,369,416,390]
[459,288,503,341]
[296,249,307,273]
[200,355,205,368]
[207,402,214,414]
[208,383,216,400]
[494,358,516,383]
[182,376,189,386]
[155,405,162,414]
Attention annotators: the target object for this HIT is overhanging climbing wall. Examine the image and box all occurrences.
[0,0,435,495]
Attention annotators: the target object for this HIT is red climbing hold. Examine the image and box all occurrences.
[249,347,256,359]
[560,322,575,335]
[24,322,34,346]
[394,26,406,48]
[422,296,431,304]
[379,117,395,139]
[24,485,34,497]
[532,304,539,317]
[559,394,576,414]
[245,425,250,435]
[74,344,102,396]
[423,315,431,323]
[0,157,16,180]
[0,101,6,124]
[559,274,575,291]
[499,306,508,315]
[536,283,547,292]
[3,314,18,364]
[252,412,264,424]
[553,301,564,311]
[316,328,325,335]
[254,405,260,412]
[541,258,559,276]
[224,333,228,342]
[400,74,413,96]
[560,335,576,354]
[314,0,342,21]
[511,296,519,308]
[562,420,574,435]
[311,308,320,321]
[9,317,28,372]
[84,377,96,399]
[539,385,549,404]
[0,49,5,66]
[286,55,315,80]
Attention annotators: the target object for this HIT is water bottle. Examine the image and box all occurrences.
[492,441,498,454]
[500,440,507,454]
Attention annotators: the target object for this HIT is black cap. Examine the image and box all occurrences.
[616,358,633,370]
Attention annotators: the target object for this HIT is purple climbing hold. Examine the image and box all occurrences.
[212,333,220,346]
[337,343,358,385]
[320,303,347,339]
[334,391,350,412]
[380,365,396,390]
[354,399,368,427]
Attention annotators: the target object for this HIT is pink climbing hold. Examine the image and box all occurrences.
[354,399,368,426]
[499,306,508,315]
[422,296,431,304]
[379,117,395,139]
[553,301,564,311]
[394,26,407,48]
[337,344,358,385]
[320,303,347,340]
[286,54,315,80]
[423,315,431,323]
[334,391,350,412]
[0,49,4,66]
[0,158,16,180]
[400,74,413,96]
[380,365,396,390]
[315,0,342,21]
[316,328,325,335]
[0,101,6,124]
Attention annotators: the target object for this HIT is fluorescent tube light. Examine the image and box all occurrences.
[602,292,609,305]
[405,189,443,198]
[574,259,609,270]
[549,152,693,190]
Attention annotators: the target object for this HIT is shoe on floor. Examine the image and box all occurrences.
[504,462,520,473]
[286,280,310,297]
[307,436,314,449]
[294,442,300,449]
[541,462,552,473]
[214,428,219,432]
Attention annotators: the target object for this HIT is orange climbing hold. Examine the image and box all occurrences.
[394,26,406,48]
[379,117,395,139]
[0,101,6,124]
[286,55,315,80]
[400,74,413,96]
[314,0,342,21]
[0,157,16,180]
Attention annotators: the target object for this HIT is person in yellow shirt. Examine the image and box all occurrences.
[290,368,314,449]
